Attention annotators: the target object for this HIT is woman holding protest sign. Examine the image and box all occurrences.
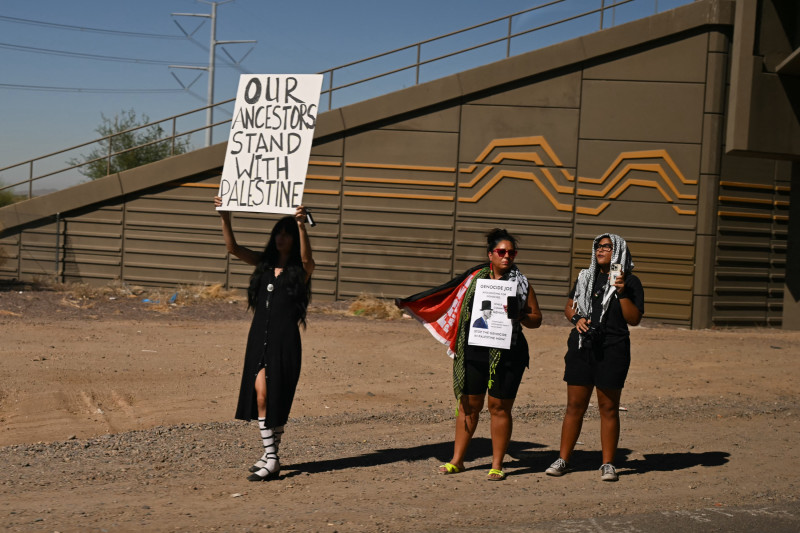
[214,196,314,481]
[545,234,644,482]
[397,228,542,481]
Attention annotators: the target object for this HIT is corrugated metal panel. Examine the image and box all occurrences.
[19,218,60,281]
[123,185,226,287]
[0,233,19,279]
[62,205,122,285]
[339,194,455,299]
[713,176,788,326]
[303,157,343,300]
[768,181,790,325]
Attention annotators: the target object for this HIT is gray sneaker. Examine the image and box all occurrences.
[545,458,569,476]
[600,463,618,481]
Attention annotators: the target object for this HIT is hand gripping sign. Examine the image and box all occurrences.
[217,74,323,214]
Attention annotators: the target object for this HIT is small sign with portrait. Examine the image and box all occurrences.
[467,279,515,349]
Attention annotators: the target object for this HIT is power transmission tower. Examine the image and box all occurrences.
[170,0,255,146]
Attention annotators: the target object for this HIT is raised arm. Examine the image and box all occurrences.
[612,272,642,326]
[214,196,261,266]
[520,283,543,329]
[294,205,315,281]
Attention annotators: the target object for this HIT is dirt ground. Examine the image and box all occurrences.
[1,287,799,532]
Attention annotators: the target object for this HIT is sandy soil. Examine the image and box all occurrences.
[1,288,799,532]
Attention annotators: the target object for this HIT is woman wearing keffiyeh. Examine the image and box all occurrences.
[397,229,542,481]
[545,234,645,482]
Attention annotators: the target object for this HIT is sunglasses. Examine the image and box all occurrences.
[596,244,613,251]
[492,248,518,259]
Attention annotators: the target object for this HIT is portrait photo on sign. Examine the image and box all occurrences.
[467,279,515,350]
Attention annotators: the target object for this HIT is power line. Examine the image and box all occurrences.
[0,82,185,94]
[0,41,206,66]
[0,14,185,39]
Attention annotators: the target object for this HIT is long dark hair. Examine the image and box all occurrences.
[247,215,310,326]
[485,228,518,253]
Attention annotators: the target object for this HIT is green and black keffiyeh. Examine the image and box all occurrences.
[452,267,502,404]
[397,263,529,410]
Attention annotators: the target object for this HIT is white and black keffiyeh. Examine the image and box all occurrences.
[572,233,634,326]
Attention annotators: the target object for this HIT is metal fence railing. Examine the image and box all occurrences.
[0,0,691,201]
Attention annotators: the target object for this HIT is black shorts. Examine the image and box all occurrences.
[463,356,526,400]
[563,330,630,389]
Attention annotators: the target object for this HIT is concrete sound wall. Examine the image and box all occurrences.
[1,0,795,328]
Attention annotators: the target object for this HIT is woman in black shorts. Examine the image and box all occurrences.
[397,229,542,480]
[546,234,644,481]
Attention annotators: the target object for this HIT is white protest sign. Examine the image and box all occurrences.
[217,74,323,214]
[467,279,516,350]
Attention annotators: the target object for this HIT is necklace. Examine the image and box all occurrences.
[265,273,275,309]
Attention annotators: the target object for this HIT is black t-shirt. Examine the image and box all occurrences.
[569,272,644,343]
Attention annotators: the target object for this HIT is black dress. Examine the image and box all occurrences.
[234,268,303,427]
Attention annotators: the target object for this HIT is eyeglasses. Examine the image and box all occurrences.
[596,244,613,251]
[492,248,518,258]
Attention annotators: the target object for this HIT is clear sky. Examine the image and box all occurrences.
[0,0,691,192]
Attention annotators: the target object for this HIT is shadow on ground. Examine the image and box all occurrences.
[278,438,729,479]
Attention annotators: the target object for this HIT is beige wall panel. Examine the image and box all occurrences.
[20,226,58,246]
[578,140,701,184]
[0,235,19,277]
[707,31,730,53]
[305,158,343,211]
[580,80,705,143]
[340,215,453,245]
[123,233,221,259]
[65,234,122,253]
[63,221,122,240]
[302,192,342,212]
[310,136,344,157]
[705,52,729,114]
[577,140,700,239]
[696,174,720,236]
[732,72,800,158]
[379,106,460,132]
[339,75,461,132]
[122,264,226,286]
[124,207,215,232]
[61,263,120,283]
[692,295,713,328]
[345,129,458,168]
[701,113,725,176]
[584,34,708,83]
[124,250,223,273]
[643,301,692,322]
[719,154,780,183]
[314,109,344,140]
[460,106,580,168]
[574,198,697,235]
[469,71,582,108]
[66,205,123,223]
[20,255,59,278]
[340,242,452,276]
[339,178,454,298]
[339,241,454,299]
[457,164,575,223]
[693,233,717,297]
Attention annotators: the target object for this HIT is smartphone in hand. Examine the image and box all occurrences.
[610,263,622,285]
[506,296,519,320]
